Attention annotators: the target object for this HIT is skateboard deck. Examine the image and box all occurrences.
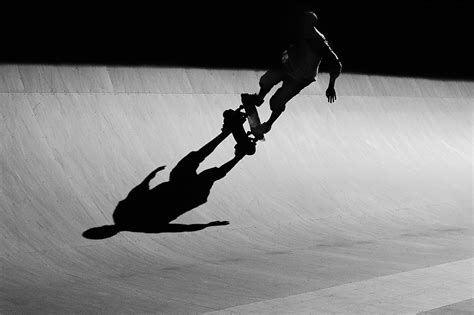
[223,109,256,155]
[240,101,265,141]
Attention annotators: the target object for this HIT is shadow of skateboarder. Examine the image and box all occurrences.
[83,129,245,239]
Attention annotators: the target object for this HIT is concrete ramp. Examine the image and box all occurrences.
[1,65,472,313]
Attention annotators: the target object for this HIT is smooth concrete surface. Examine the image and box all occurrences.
[207,258,473,314]
[419,298,473,315]
[0,65,472,313]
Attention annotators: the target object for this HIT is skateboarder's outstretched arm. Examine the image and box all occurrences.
[140,165,166,189]
[309,35,342,103]
[322,41,342,103]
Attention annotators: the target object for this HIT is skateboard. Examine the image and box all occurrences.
[240,97,265,141]
[222,108,256,156]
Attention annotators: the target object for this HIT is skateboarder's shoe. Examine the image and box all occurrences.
[251,122,271,139]
[222,111,233,133]
[241,93,264,107]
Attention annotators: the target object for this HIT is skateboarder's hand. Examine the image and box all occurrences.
[326,86,337,103]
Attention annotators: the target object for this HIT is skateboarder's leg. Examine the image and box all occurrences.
[258,68,286,100]
[242,68,285,106]
[263,78,310,131]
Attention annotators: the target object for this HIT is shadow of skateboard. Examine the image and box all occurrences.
[223,108,257,156]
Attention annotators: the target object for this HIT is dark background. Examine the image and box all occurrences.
[2,0,472,78]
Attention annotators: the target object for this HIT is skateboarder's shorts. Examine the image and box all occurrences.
[259,68,312,113]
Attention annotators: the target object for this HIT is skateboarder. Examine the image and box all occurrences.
[241,11,342,137]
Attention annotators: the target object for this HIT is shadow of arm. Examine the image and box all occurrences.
[157,221,229,233]
[140,165,166,187]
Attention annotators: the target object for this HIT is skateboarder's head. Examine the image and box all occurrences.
[299,11,318,36]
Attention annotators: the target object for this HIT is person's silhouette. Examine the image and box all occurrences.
[83,130,245,239]
[242,11,342,137]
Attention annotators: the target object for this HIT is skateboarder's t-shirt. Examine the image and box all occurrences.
[282,26,330,83]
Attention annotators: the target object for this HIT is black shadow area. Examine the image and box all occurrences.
[83,130,244,239]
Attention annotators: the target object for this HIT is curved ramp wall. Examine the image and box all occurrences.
[0,65,472,313]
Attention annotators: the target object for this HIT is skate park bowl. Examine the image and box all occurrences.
[0,65,472,313]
